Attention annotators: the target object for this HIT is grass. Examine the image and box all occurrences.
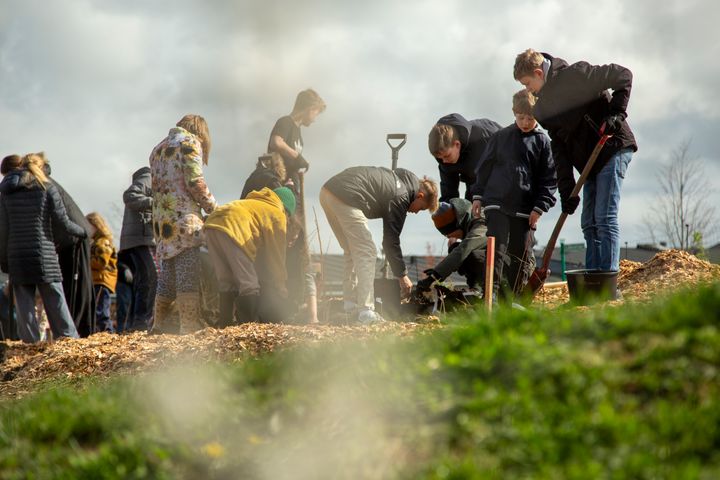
[2,283,720,479]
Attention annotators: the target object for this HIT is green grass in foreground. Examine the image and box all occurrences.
[2,283,720,479]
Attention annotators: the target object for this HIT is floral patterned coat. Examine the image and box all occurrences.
[150,126,217,260]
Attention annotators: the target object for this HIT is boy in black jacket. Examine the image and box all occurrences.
[428,114,502,202]
[513,49,637,272]
[320,166,438,324]
[470,90,557,299]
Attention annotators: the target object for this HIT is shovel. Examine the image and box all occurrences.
[386,133,407,171]
[524,123,612,296]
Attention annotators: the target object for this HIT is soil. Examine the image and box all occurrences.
[1,249,718,399]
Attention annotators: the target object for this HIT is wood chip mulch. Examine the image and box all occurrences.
[1,249,718,398]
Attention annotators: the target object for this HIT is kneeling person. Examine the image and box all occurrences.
[417,199,487,294]
[204,187,296,327]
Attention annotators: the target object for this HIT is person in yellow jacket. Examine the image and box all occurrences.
[204,187,296,327]
[86,212,118,333]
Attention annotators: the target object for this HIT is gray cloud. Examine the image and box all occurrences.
[1,0,719,254]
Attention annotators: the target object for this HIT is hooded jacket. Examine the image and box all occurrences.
[470,123,557,216]
[434,114,502,202]
[323,166,419,277]
[0,170,86,284]
[533,53,638,202]
[204,188,288,292]
[120,166,155,251]
[432,198,487,280]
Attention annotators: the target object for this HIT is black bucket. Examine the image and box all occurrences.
[565,269,619,305]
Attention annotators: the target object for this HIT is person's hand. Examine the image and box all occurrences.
[529,210,541,230]
[416,269,440,293]
[603,113,625,134]
[297,154,310,171]
[472,199,483,218]
[398,275,413,298]
[561,195,580,215]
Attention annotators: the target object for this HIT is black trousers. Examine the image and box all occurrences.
[485,210,532,298]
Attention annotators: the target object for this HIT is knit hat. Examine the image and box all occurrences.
[432,202,459,235]
[273,187,296,216]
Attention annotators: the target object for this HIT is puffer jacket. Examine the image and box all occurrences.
[90,235,118,292]
[120,166,155,251]
[323,166,419,277]
[0,170,87,284]
[150,126,217,260]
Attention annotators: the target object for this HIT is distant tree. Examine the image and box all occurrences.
[645,139,718,249]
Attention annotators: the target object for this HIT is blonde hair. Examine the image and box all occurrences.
[176,114,211,165]
[513,48,545,80]
[512,89,536,116]
[419,176,439,213]
[86,212,113,240]
[22,152,50,189]
[428,124,458,155]
[291,89,326,115]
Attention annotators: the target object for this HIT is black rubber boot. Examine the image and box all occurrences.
[217,291,238,328]
[235,294,259,324]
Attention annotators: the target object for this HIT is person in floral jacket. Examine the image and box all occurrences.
[149,114,217,334]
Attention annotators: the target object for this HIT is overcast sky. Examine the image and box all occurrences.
[2,0,719,257]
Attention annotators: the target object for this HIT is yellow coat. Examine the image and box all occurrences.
[204,188,287,287]
[90,235,118,292]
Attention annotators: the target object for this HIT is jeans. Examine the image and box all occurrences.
[581,148,633,271]
[14,282,79,343]
[94,285,114,333]
[115,250,133,333]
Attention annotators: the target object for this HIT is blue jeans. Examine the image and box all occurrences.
[14,282,79,343]
[581,148,632,271]
[94,285,114,333]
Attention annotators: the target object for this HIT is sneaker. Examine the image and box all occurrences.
[357,309,384,325]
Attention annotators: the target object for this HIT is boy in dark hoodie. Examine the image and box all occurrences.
[416,199,487,293]
[470,90,557,299]
[428,114,502,202]
[513,49,637,272]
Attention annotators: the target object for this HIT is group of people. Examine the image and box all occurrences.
[0,48,637,342]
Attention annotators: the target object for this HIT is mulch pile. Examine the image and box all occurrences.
[1,249,718,398]
[533,249,720,307]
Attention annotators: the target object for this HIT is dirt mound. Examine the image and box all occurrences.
[0,322,435,399]
[534,249,719,307]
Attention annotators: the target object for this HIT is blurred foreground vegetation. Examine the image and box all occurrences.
[2,283,720,479]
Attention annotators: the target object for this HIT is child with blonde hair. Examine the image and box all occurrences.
[86,212,118,333]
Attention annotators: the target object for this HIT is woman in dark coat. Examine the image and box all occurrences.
[0,153,87,343]
[44,162,96,337]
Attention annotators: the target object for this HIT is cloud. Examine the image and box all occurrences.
[1,0,719,253]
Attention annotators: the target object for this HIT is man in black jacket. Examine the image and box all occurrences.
[320,166,438,324]
[428,113,502,202]
[514,49,637,272]
[118,166,157,332]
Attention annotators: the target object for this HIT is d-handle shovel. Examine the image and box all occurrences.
[524,123,612,297]
[386,133,407,171]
